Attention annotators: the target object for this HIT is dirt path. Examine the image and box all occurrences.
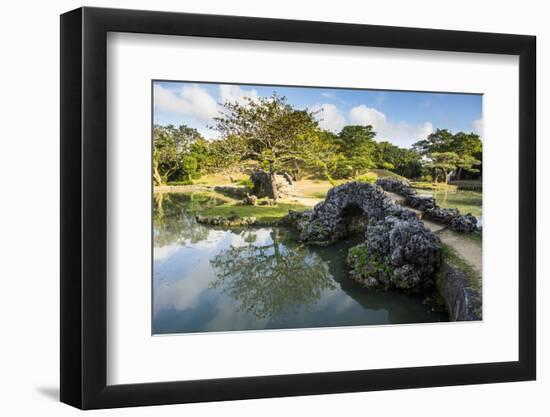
[384,190,482,273]
[286,194,322,207]
[288,189,481,274]
[436,229,482,274]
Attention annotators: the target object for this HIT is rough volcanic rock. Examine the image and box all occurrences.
[347,216,442,291]
[195,214,257,227]
[449,213,480,233]
[439,262,482,321]
[375,178,413,195]
[293,181,412,244]
[242,194,258,206]
[405,194,438,211]
[251,170,293,199]
[377,178,480,233]
[424,207,480,232]
[213,186,248,199]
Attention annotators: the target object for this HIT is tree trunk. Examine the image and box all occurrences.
[153,164,163,186]
[268,172,279,200]
[456,167,463,181]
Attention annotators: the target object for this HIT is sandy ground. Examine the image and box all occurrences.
[436,229,482,274]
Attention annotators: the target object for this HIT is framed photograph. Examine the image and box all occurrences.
[60,6,536,409]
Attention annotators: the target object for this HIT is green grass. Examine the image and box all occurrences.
[307,190,328,199]
[199,202,309,223]
[194,172,248,186]
[369,169,408,181]
[410,181,458,191]
[441,243,481,291]
[167,180,194,186]
[450,180,482,191]
[419,188,482,217]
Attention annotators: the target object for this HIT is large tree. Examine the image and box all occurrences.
[425,152,461,184]
[152,124,207,185]
[213,94,324,172]
[212,94,339,197]
[374,141,422,178]
[413,129,482,180]
[334,125,377,177]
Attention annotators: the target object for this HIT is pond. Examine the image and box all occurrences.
[416,188,482,219]
[153,192,448,334]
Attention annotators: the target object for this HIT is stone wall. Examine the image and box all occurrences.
[288,180,480,321]
[290,182,442,292]
[376,178,480,233]
[438,262,482,321]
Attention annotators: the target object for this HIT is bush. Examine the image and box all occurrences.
[356,172,378,184]
[420,174,433,182]
[330,160,354,179]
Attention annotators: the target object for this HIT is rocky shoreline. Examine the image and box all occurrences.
[194,180,482,321]
[288,181,481,321]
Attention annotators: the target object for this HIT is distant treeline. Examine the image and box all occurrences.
[153,94,482,185]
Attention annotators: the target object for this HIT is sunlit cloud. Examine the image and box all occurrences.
[472,118,483,137]
[219,84,258,106]
[348,104,433,147]
[154,84,219,121]
[312,103,347,132]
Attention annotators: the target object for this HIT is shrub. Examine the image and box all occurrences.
[356,172,378,184]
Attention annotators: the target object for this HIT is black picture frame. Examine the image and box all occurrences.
[60,6,536,410]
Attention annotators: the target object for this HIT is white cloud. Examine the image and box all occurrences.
[472,118,483,136]
[312,103,347,132]
[154,84,219,121]
[348,104,433,147]
[219,84,258,106]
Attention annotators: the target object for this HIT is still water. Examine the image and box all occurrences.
[153,193,448,334]
[418,189,482,219]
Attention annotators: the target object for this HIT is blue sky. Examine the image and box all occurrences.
[153,81,482,148]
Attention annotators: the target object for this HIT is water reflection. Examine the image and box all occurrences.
[210,228,335,319]
[153,192,448,334]
[419,189,482,219]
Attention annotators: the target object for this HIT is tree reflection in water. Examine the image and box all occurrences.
[154,192,223,246]
[210,228,335,319]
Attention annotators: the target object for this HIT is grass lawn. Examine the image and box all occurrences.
[369,169,409,181]
[199,202,309,223]
[410,181,458,191]
[295,169,403,199]
[193,172,249,186]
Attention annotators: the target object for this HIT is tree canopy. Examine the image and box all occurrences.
[152,94,482,185]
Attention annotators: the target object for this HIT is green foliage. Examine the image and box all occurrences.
[334,125,377,176]
[409,181,457,191]
[441,243,481,291]
[200,202,308,224]
[153,124,207,185]
[425,151,461,183]
[356,172,378,184]
[152,101,482,188]
[167,180,194,186]
[213,94,335,176]
[413,128,482,180]
[236,178,254,188]
[374,141,422,178]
